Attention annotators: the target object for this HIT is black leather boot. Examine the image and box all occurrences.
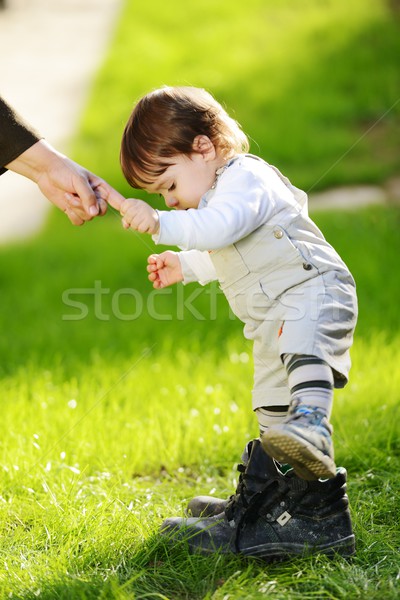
[161,439,355,559]
[186,495,228,518]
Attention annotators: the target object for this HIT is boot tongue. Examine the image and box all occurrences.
[243,439,280,493]
[225,440,278,523]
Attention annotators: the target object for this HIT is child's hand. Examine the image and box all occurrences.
[120,198,159,234]
[147,251,183,289]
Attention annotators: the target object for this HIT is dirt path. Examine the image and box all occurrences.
[0,0,121,244]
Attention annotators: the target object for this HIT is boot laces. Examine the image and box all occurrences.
[225,469,284,524]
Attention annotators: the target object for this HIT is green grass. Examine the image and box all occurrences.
[0,206,399,598]
[73,0,400,196]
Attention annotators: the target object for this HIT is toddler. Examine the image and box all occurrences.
[113,86,358,557]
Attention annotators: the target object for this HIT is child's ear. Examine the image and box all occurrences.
[192,135,216,160]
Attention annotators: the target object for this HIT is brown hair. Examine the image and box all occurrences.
[120,86,249,188]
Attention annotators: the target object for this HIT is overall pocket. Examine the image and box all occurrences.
[252,225,317,300]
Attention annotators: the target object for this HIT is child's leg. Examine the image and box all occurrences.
[252,332,291,436]
[284,354,334,418]
[262,353,336,480]
[255,405,289,434]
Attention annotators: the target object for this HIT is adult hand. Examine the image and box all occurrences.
[75,180,125,218]
[6,139,112,225]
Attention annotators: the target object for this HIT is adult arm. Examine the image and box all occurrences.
[0,95,41,173]
[5,139,108,224]
[0,96,113,224]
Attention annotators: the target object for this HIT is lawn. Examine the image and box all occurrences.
[0,205,399,599]
[1,0,400,597]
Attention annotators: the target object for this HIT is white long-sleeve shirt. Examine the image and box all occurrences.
[151,154,357,394]
[152,154,308,285]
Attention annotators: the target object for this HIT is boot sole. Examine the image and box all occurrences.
[241,534,356,560]
[262,428,336,480]
[165,527,355,560]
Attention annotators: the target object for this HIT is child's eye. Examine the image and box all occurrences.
[168,183,176,192]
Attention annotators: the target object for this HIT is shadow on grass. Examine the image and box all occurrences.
[17,533,254,600]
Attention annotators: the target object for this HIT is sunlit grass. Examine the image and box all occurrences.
[0,206,399,597]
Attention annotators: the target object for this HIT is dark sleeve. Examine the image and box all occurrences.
[0,96,42,175]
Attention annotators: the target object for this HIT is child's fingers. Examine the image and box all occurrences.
[120,199,136,216]
[148,254,165,269]
[156,256,166,269]
[120,204,139,229]
[148,273,163,288]
[122,204,139,223]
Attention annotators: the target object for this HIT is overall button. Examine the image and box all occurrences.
[303,263,313,271]
[273,228,283,239]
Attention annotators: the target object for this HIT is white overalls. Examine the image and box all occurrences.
[154,155,358,412]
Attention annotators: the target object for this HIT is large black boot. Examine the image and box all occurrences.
[161,439,355,559]
[187,495,229,518]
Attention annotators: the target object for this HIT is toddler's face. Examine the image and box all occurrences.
[143,153,217,210]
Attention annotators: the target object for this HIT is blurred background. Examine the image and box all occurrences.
[1,0,399,242]
[0,0,120,242]
[75,0,400,196]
